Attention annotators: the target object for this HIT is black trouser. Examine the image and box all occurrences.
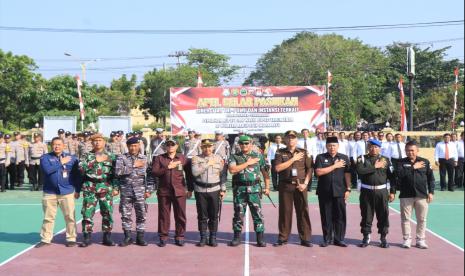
[271,160,278,190]
[7,163,16,189]
[439,158,455,190]
[455,158,464,188]
[28,164,43,190]
[15,160,26,186]
[350,159,358,188]
[0,164,6,191]
[359,188,389,235]
[390,158,401,172]
[195,190,220,233]
[318,196,346,243]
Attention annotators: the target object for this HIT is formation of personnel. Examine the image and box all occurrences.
[2,126,460,250]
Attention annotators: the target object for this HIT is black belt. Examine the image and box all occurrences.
[31,157,41,160]
[0,158,5,161]
[195,181,220,188]
[233,180,260,186]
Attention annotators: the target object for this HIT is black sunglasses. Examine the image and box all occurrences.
[239,142,250,145]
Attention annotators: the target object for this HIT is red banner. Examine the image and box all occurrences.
[170,86,325,135]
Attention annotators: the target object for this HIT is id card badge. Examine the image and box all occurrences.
[291,168,298,177]
[63,170,68,178]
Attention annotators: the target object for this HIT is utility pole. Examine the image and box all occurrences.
[168,51,188,68]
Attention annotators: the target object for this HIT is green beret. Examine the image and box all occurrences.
[239,135,252,143]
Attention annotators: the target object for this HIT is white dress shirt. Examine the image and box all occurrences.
[297,137,315,158]
[387,142,406,159]
[380,141,392,157]
[457,140,464,158]
[267,143,286,165]
[434,141,458,161]
[353,140,369,160]
[337,139,350,156]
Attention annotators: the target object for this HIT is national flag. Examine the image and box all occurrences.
[398,76,407,131]
[75,75,85,121]
[197,69,204,88]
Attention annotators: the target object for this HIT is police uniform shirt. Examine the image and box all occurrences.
[29,142,48,165]
[213,140,230,161]
[266,143,286,165]
[337,139,350,156]
[274,148,311,185]
[315,152,350,197]
[0,142,10,166]
[183,138,201,158]
[14,140,29,163]
[150,138,166,157]
[191,154,225,193]
[395,157,435,199]
[457,139,464,158]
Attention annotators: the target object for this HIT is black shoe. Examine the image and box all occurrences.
[256,232,266,247]
[35,241,51,248]
[120,230,133,247]
[208,232,218,247]
[380,236,389,248]
[197,232,207,247]
[158,239,167,247]
[319,241,329,247]
[440,188,445,191]
[448,189,455,192]
[136,231,148,246]
[175,239,185,247]
[65,241,77,247]
[102,232,115,246]
[334,241,348,247]
[229,231,241,247]
[359,234,370,248]
[80,233,92,247]
[273,240,288,247]
[300,240,313,247]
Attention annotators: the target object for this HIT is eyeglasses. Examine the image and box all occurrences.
[166,143,176,147]
[239,142,250,145]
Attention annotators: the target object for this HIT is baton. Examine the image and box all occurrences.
[218,195,223,222]
[265,194,277,208]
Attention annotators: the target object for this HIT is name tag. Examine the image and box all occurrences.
[403,164,412,168]
[291,168,298,177]
[63,171,68,178]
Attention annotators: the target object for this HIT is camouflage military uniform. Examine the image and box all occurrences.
[229,151,266,233]
[115,153,154,232]
[78,141,93,160]
[28,141,48,190]
[79,151,118,233]
[0,138,11,192]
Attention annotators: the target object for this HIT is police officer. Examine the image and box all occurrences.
[12,132,29,187]
[356,139,396,248]
[183,129,201,189]
[315,136,351,247]
[213,130,230,188]
[64,131,72,153]
[273,130,313,247]
[0,133,11,192]
[28,133,48,191]
[191,139,226,247]
[107,131,127,156]
[78,132,93,160]
[115,137,153,247]
[78,133,119,247]
[69,134,79,156]
[150,128,166,158]
[4,134,14,189]
[228,135,270,247]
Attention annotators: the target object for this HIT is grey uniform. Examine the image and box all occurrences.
[115,153,153,231]
[69,140,79,156]
[183,138,201,159]
[150,138,166,158]
[0,142,11,191]
[191,154,225,233]
[213,140,230,185]
[107,141,128,156]
[63,137,70,153]
[28,142,48,190]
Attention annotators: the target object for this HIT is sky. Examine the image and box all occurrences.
[0,0,463,86]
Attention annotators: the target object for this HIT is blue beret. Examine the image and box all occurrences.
[368,139,382,147]
[126,137,140,145]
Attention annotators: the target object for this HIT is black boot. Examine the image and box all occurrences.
[120,230,133,247]
[359,234,370,248]
[136,231,148,246]
[208,232,218,247]
[80,233,92,247]
[102,232,115,246]
[197,232,207,247]
[380,234,389,248]
[228,231,241,247]
[256,232,266,247]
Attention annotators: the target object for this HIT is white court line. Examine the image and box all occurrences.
[389,207,464,252]
[244,208,250,276]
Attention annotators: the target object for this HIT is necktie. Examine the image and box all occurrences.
[445,143,449,160]
[304,139,307,151]
[397,143,402,158]
[364,141,368,154]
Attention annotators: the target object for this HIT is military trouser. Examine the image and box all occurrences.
[232,190,265,233]
[15,161,26,186]
[195,190,220,233]
[28,164,43,190]
[359,188,389,235]
[0,164,6,192]
[7,163,16,189]
[82,190,114,233]
[119,192,147,232]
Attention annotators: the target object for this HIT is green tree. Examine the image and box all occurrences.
[100,74,144,115]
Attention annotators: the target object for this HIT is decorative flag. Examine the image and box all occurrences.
[398,76,407,131]
[452,67,459,129]
[75,75,85,121]
[197,68,204,88]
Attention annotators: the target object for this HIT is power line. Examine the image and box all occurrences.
[0,20,463,35]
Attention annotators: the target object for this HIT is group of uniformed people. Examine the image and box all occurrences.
[27,127,459,249]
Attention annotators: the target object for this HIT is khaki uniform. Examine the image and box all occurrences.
[107,141,127,156]
[69,139,79,156]
[28,142,48,190]
[12,140,29,186]
[0,142,11,191]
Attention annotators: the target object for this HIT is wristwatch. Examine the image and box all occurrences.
[345,188,351,193]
